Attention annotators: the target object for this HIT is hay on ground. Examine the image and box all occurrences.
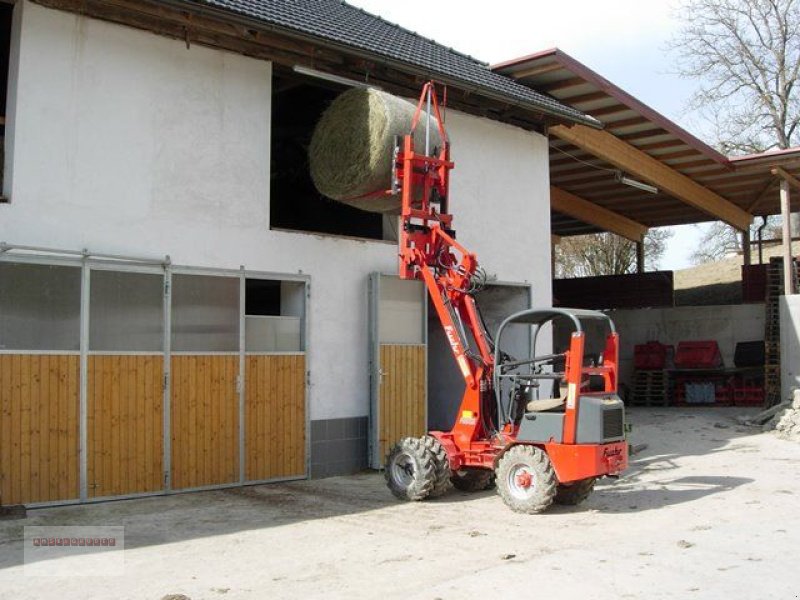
[309,87,442,213]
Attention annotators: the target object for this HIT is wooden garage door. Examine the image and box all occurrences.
[378,344,426,462]
[0,354,80,505]
[87,355,163,497]
[169,274,241,489]
[369,274,427,468]
[86,269,166,498]
[170,355,239,489]
[244,354,305,481]
[0,262,81,505]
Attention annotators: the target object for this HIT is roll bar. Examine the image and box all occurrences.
[492,308,616,422]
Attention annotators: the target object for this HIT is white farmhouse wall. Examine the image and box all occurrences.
[0,1,552,420]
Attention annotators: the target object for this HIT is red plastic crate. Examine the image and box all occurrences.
[634,341,673,370]
[732,386,764,406]
[674,340,722,369]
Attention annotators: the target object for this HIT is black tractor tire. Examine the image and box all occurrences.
[554,477,596,505]
[384,437,436,501]
[421,435,452,498]
[495,445,557,514]
[451,469,494,492]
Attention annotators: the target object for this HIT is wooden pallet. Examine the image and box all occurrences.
[763,257,799,405]
[630,370,668,406]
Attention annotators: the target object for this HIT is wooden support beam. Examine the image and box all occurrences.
[551,124,753,231]
[772,167,800,191]
[551,234,561,245]
[550,186,648,242]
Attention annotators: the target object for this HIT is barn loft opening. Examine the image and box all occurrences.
[270,70,395,241]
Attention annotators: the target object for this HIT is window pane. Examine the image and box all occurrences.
[172,274,239,352]
[245,316,301,352]
[379,277,423,344]
[0,262,81,351]
[90,270,164,352]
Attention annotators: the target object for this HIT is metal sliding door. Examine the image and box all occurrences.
[169,273,240,490]
[0,262,81,505]
[0,250,310,506]
[86,267,165,498]
[243,278,307,482]
[368,274,427,469]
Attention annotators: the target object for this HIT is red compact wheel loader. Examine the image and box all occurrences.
[383,82,628,513]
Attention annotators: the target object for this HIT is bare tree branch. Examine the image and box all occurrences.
[670,0,800,153]
[555,229,673,278]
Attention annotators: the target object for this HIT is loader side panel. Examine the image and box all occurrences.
[517,412,564,443]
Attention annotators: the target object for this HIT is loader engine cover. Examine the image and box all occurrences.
[576,395,625,444]
[516,395,625,444]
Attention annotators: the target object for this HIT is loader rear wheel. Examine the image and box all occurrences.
[496,445,557,514]
[421,435,452,498]
[554,478,596,505]
[384,437,436,501]
[451,469,494,492]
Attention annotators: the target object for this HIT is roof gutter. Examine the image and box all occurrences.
[163,0,601,129]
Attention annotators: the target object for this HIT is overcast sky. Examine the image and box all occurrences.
[347,0,706,270]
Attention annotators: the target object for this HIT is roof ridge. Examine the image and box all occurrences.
[341,1,489,66]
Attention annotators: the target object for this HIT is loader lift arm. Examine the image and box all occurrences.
[394,82,498,454]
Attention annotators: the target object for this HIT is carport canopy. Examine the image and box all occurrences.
[493,48,800,249]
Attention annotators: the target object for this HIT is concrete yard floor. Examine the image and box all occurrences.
[1,408,799,599]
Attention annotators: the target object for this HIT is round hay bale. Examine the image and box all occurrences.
[309,87,443,213]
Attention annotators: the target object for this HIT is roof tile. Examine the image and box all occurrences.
[185,0,598,126]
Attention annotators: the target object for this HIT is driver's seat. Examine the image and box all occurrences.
[526,395,566,412]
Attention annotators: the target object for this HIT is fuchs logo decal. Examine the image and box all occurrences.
[444,325,461,352]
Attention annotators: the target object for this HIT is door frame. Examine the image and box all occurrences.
[367,272,428,470]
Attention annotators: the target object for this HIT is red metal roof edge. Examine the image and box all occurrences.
[491,47,560,70]
[492,48,732,168]
[728,147,800,164]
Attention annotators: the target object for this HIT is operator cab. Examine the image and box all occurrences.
[493,308,625,445]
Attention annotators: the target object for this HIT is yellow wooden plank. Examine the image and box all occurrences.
[10,355,21,504]
[58,356,68,499]
[30,356,42,502]
[67,355,79,499]
[231,356,239,482]
[0,356,10,504]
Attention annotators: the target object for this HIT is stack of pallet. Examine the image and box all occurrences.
[631,369,668,406]
[629,341,671,406]
[764,256,800,406]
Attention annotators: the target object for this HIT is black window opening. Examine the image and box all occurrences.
[269,71,394,241]
[0,3,13,200]
[245,278,305,352]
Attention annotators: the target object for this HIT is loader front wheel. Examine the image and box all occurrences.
[496,445,557,514]
[421,435,452,498]
[554,477,596,505]
[385,437,436,501]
